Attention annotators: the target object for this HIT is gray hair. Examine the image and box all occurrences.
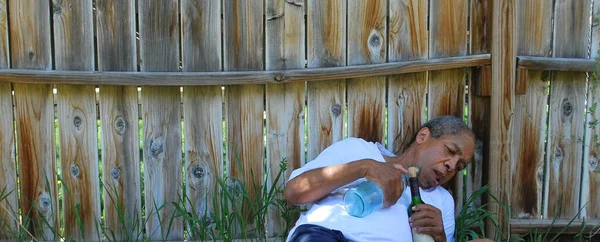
[421,115,474,140]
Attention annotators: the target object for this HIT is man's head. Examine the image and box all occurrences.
[407,115,476,189]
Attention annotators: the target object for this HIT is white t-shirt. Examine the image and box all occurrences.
[285,138,455,242]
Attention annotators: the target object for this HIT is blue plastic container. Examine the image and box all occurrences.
[343,181,384,218]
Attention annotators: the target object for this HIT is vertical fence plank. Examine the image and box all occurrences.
[138,0,183,240]
[223,0,264,236]
[583,1,600,219]
[96,0,141,239]
[429,0,468,204]
[265,0,305,236]
[467,0,492,215]
[546,0,590,219]
[387,0,428,154]
[0,0,16,238]
[489,0,516,237]
[10,0,59,239]
[181,0,223,239]
[307,0,346,161]
[347,0,385,144]
[511,0,553,219]
[53,1,101,240]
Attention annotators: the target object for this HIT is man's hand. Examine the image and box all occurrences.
[409,204,446,242]
[363,162,407,207]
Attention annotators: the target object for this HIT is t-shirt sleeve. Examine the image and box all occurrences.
[441,190,456,242]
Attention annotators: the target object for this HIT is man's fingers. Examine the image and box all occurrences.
[410,217,438,228]
[393,163,408,173]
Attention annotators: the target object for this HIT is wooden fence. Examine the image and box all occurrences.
[0,0,598,241]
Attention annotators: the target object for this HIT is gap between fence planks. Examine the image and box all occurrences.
[0,54,490,86]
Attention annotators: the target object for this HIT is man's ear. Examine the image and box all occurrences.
[415,127,430,144]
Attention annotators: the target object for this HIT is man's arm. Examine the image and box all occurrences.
[284,159,407,206]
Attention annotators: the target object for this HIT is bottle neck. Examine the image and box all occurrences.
[408,177,422,202]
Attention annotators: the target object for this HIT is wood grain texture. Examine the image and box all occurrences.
[0,1,16,238]
[265,0,305,236]
[0,54,491,86]
[52,1,100,240]
[511,71,548,219]
[470,0,492,55]
[10,0,57,239]
[517,56,596,72]
[13,84,59,240]
[56,85,101,240]
[583,1,600,219]
[181,0,221,72]
[389,0,427,62]
[546,0,590,219]
[223,0,264,235]
[488,0,516,236]
[387,0,428,153]
[0,83,17,239]
[223,0,263,71]
[347,0,385,144]
[142,87,182,240]
[181,0,223,238]
[387,73,427,154]
[138,0,183,240]
[96,0,141,239]
[182,86,223,238]
[307,0,346,161]
[52,0,94,71]
[511,0,553,220]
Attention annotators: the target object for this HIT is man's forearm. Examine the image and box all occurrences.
[283,159,372,205]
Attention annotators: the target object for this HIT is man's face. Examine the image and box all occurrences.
[413,128,475,189]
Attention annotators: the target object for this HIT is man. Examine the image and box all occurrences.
[284,115,477,242]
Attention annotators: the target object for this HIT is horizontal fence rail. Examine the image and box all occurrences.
[0,54,490,86]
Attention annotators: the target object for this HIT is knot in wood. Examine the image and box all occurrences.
[192,166,205,179]
[149,138,164,158]
[561,98,573,120]
[38,192,51,213]
[70,164,80,178]
[111,167,121,180]
[53,0,62,14]
[28,51,35,60]
[537,168,544,182]
[331,104,342,117]
[590,157,598,171]
[114,116,126,135]
[369,34,381,48]
[73,116,82,129]
[554,147,563,162]
[274,74,286,82]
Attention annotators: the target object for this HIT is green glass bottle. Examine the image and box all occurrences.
[407,167,435,242]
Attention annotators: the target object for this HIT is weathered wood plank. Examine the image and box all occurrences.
[181,0,223,239]
[511,0,553,220]
[265,0,305,236]
[138,0,183,240]
[96,0,141,239]
[307,0,346,161]
[518,56,595,72]
[0,0,16,238]
[52,1,100,240]
[0,54,491,86]
[347,0,385,144]
[223,0,264,236]
[0,83,17,239]
[546,0,590,219]
[510,219,600,234]
[10,0,58,239]
[387,0,428,154]
[488,0,516,236]
[56,85,100,240]
[582,0,600,219]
